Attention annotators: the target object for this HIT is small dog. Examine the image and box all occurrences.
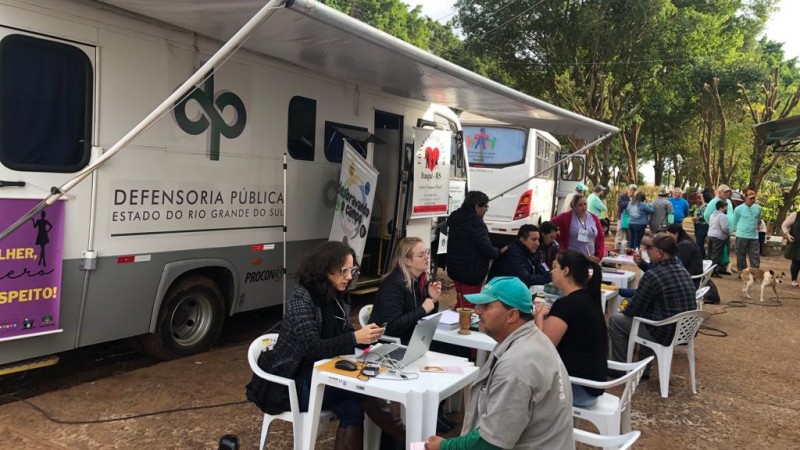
[740,268,785,302]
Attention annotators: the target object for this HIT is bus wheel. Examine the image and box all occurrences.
[139,275,225,360]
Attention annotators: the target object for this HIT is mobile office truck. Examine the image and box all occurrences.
[461,113,587,246]
[0,0,617,368]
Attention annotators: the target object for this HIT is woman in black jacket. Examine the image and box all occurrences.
[665,223,703,278]
[445,191,504,308]
[246,241,386,450]
[370,237,442,344]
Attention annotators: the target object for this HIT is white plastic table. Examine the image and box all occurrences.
[302,351,478,450]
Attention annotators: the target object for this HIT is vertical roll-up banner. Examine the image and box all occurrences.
[0,199,65,341]
[329,141,379,264]
[411,129,451,219]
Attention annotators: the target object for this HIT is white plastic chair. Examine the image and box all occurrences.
[695,286,710,311]
[573,428,641,450]
[691,264,716,289]
[247,333,336,450]
[570,357,653,436]
[626,310,711,398]
[702,259,712,271]
[358,304,373,327]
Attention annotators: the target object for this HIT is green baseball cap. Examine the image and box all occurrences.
[465,277,533,314]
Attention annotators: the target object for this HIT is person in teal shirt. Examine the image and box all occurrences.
[732,189,762,271]
[586,185,608,218]
[704,184,735,274]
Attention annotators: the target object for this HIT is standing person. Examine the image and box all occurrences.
[704,185,735,275]
[732,190,762,272]
[245,242,388,450]
[551,194,605,262]
[487,224,551,287]
[758,219,767,256]
[669,188,690,225]
[616,184,637,246]
[707,201,730,277]
[561,183,587,213]
[586,185,608,218]
[626,192,654,250]
[535,250,608,408]
[782,206,800,287]
[693,190,714,259]
[538,220,560,270]
[370,237,441,344]
[445,191,505,308]
[608,234,697,375]
[424,277,574,450]
[649,187,674,235]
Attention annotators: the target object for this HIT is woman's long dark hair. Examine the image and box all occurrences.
[296,241,357,338]
[461,190,489,212]
[666,223,694,243]
[554,250,608,350]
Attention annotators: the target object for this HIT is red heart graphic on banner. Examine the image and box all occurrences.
[424,147,440,172]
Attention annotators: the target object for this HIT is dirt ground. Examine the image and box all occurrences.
[1,243,799,449]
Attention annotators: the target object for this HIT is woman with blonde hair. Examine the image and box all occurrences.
[370,237,442,344]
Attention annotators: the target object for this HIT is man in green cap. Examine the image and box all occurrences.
[424,277,574,450]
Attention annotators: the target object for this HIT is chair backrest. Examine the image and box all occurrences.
[358,304,373,327]
[609,356,654,415]
[573,429,641,450]
[695,286,710,310]
[670,310,711,346]
[692,264,716,289]
[248,333,279,372]
[702,259,712,271]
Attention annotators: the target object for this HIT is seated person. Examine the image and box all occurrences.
[425,277,575,450]
[487,224,551,287]
[535,250,608,408]
[665,223,703,278]
[538,220,560,270]
[608,234,697,377]
[370,237,441,345]
[245,242,388,450]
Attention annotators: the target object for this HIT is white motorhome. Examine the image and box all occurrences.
[0,0,616,367]
[461,114,587,245]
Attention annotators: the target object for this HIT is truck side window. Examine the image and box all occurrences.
[324,121,368,163]
[0,34,92,172]
[287,96,316,161]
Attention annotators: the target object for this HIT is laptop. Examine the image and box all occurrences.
[367,313,441,365]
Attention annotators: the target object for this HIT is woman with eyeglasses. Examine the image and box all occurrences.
[445,191,505,308]
[534,249,608,408]
[370,237,442,345]
[551,194,605,262]
[246,241,386,450]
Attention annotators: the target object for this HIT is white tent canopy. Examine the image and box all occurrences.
[98,0,618,141]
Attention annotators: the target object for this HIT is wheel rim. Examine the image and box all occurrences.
[168,293,214,347]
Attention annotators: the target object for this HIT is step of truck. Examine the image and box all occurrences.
[0,355,59,376]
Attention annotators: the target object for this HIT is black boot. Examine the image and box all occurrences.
[334,426,363,450]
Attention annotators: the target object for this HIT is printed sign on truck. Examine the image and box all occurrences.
[0,199,65,341]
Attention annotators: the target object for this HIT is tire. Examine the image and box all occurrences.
[138,275,225,360]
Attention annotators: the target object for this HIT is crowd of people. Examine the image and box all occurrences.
[245,184,798,450]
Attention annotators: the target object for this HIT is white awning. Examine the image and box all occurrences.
[97,0,618,140]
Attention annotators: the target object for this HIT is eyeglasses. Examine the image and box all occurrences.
[339,266,360,277]
[413,249,431,258]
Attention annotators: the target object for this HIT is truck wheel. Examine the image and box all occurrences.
[139,275,225,360]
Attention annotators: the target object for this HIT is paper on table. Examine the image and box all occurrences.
[420,365,465,374]
[437,309,460,325]
[410,442,426,450]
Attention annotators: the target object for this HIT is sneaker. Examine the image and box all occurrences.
[792,280,799,287]
[718,270,732,275]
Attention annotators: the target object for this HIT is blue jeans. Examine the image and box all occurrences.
[571,384,599,408]
[628,224,647,250]
[299,378,365,428]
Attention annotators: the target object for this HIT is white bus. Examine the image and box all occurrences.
[0,0,615,368]
[462,114,586,245]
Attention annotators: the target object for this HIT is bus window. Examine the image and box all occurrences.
[535,137,556,180]
[560,155,585,181]
[463,126,526,167]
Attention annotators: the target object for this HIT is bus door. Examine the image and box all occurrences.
[556,152,586,212]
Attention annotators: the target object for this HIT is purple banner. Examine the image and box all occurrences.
[0,199,65,340]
